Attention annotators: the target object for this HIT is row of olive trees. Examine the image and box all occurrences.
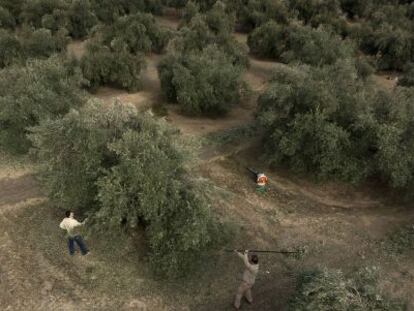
[347,2,414,70]
[0,27,68,68]
[90,0,163,23]
[79,12,171,91]
[0,0,97,39]
[248,20,355,66]
[226,0,414,70]
[158,1,249,116]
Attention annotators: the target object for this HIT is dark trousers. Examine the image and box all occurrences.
[68,235,88,255]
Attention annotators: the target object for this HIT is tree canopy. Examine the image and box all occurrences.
[29,101,221,277]
[0,56,85,153]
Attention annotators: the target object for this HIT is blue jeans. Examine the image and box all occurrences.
[68,235,88,255]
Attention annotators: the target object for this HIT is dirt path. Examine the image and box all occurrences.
[373,71,400,90]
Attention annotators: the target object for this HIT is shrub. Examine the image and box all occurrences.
[40,8,68,33]
[162,0,188,8]
[0,27,68,69]
[247,20,285,59]
[180,1,200,25]
[193,0,216,11]
[0,57,85,153]
[248,22,355,66]
[96,122,217,277]
[21,27,68,58]
[258,62,414,189]
[29,100,220,277]
[355,56,375,79]
[90,0,162,23]
[340,0,371,18]
[80,40,146,91]
[283,24,354,65]
[0,30,23,68]
[288,0,342,26]
[0,0,24,19]
[19,0,68,28]
[374,26,413,70]
[204,1,235,35]
[374,87,414,188]
[179,2,236,37]
[158,45,244,116]
[257,62,375,182]
[382,224,414,255]
[171,14,215,52]
[171,14,249,67]
[0,5,15,28]
[102,13,171,54]
[237,0,290,32]
[398,62,414,87]
[66,0,97,39]
[350,4,414,70]
[289,267,406,310]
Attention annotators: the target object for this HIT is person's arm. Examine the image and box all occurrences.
[240,250,257,272]
[235,250,254,269]
[235,250,245,260]
[71,218,83,228]
[59,219,66,230]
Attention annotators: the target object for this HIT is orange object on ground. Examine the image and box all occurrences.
[256,173,268,187]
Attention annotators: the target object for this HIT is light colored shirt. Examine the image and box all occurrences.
[59,217,83,237]
[238,252,259,285]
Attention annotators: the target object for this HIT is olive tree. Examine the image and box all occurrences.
[350,3,414,70]
[171,14,248,67]
[29,100,221,277]
[66,0,97,39]
[0,0,23,19]
[19,0,68,28]
[289,267,405,310]
[102,12,171,54]
[80,40,146,92]
[0,5,15,28]
[258,61,414,190]
[0,56,85,153]
[158,45,245,116]
[90,0,162,23]
[0,30,23,67]
[0,27,68,69]
[398,62,414,87]
[248,22,355,66]
[236,0,290,32]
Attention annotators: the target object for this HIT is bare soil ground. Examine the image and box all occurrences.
[373,71,400,90]
[1,14,413,311]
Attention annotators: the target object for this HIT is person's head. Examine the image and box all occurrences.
[251,254,259,265]
[65,210,74,218]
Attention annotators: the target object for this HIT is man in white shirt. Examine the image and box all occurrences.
[59,210,89,256]
[234,250,259,310]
